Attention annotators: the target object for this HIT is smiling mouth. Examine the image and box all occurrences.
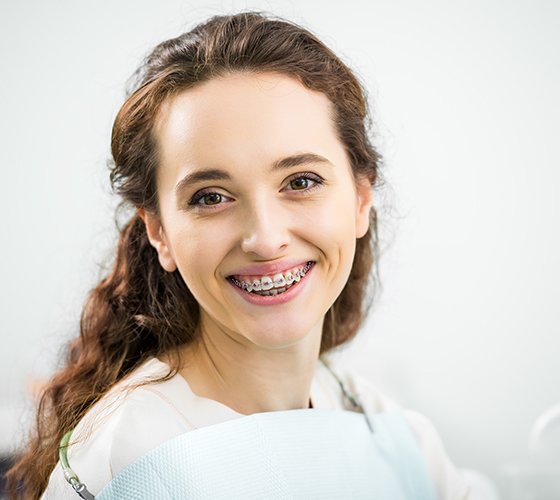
[227,261,315,296]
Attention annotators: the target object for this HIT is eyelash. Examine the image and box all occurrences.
[187,172,325,210]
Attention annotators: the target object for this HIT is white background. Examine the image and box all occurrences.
[1,0,559,496]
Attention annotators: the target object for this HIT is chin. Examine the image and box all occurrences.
[242,320,322,351]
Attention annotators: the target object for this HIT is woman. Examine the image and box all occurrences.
[6,11,471,499]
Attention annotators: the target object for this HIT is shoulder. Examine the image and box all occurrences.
[42,359,195,498]
[316,358,472,500]
[398,409,472,500]
[105,382,197,476]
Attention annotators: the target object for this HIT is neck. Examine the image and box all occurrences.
[174,319,323,415]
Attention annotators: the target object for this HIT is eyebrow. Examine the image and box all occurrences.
[174,152,331,196]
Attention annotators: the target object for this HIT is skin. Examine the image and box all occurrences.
[140,72,373,415]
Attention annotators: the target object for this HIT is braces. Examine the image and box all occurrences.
[230,261,314,291]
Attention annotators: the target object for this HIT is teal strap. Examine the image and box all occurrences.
[59,429,95,499]
[319,356,374,432]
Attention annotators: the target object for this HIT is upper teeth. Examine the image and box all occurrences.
[231,262,313,292]
[260,277,273,291]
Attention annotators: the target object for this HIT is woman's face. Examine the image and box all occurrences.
[142,72,372,351]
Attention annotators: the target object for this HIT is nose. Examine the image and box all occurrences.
[240,196,291,258]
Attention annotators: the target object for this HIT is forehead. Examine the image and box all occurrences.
[153,72,345,181]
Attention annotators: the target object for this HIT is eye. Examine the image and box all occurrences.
[284,172,325,193]
[200,193,222,205]
[290,177,310,190]
[188,189,233,210]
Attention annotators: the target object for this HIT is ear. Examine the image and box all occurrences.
[355,176,373,239]
[137,208,177,272]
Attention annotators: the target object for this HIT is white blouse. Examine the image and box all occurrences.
[41,357,471,499]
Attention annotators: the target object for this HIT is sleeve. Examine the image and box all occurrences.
[42,385,193,498]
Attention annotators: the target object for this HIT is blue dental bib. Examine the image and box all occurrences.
[94,409,437,500]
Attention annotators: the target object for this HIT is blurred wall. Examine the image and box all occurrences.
[1,0,559,496]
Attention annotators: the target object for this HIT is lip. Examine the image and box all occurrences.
[227,262,315,306]
[226,259,314,278]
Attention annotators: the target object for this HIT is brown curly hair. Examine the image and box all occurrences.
[5,11,382,499]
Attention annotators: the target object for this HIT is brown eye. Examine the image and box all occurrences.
[188,189,233,210]
[203,193,222,205]
[290,178,309,190]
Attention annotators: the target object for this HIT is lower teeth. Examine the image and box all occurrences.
[252,285,290,296]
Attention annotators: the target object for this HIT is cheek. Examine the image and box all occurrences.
[298,189,358,244]
[169,218,235,285]
[296,192,358,276]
